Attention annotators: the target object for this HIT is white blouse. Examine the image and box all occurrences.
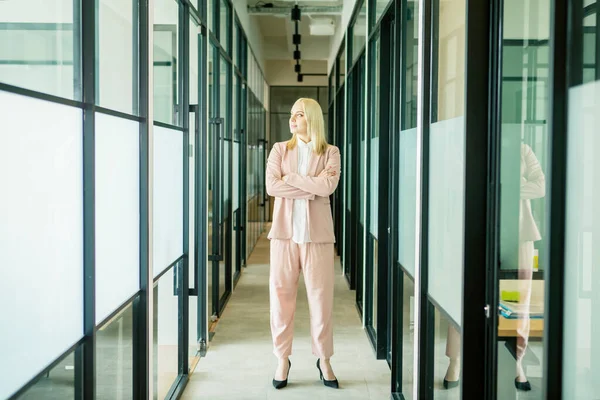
[292,139,313,244]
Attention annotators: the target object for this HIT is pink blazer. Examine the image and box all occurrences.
[266,141,341,243]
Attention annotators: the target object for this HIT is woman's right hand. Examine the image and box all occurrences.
[319,167,336,178]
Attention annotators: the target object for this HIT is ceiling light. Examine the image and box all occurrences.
[291,5,301,21]
[309,18,335,36]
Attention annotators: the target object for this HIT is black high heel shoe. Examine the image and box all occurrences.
[443,379,459,389]
[514,378,531,391]
[272,359,291,389]
[316,359,339,389]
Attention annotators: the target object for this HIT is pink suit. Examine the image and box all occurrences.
[265,141,341,359]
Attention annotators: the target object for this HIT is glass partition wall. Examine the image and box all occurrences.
[329,0,541,398]
[392,0,420,397]
[344,0,368,311]
[365,2,395,361]
[494,0,551,397]
[6,0,596,397]
[0,0,267,398]
[562,0,600,398]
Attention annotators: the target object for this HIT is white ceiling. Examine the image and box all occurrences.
[247,1,342,61]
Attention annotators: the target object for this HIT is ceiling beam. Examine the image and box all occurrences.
[247,6,343,15]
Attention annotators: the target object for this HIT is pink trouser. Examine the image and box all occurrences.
[269,239,335,360]
[447,241,534,364]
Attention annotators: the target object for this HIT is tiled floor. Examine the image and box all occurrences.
[181,231,392,400]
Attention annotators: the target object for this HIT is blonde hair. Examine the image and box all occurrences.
[286,98,328,155]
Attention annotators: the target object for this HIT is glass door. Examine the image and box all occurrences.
[392,1,420,397]
[336,81,345,264]
[219,53,233,313]
[188,14,210,361]
[366,26,382,348]
[365,7,394,359]
[562,1,600,397]
[425,0,467,396]
[491,1,552,397]
[232,74,242,284]
[356,53,366,315]
[208,45,233,322]
[344,76,355,289]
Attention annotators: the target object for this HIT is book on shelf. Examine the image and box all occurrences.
[499,301,544,319]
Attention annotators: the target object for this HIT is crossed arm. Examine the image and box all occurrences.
[521,144,545,200]
[285,146,341,198]
[266,144,316,200]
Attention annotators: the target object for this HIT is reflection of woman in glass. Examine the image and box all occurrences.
[444,143,545,391]
[265,98,341,390]
[514,142,545,390]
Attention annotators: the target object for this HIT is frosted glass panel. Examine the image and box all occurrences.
[398,128,417,278]
[0,91,83,399]
[347,140,352,211]
[153,125,183,277]
[428,116,465,325]
[224,141,230,205]
[360,136,365,223]
[563,80,600,398]
[95,113,140,323]
[233,142,239,209]
[370,136,379,237]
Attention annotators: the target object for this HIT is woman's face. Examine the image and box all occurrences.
[290,102,308,136]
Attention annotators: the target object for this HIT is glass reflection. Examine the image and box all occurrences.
[15,351,76,399]
[153,0,179,125]
[153,266,179,400]
[96,303,134,399]
[220,0,229,52]
[497,0,550,396]
[352,1,367,64]
[402,275,415,398]
[339,46,346,87]
[375,0,393,25]
[0,1,78,100]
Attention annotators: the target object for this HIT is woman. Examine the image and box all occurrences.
[265,98,341,390]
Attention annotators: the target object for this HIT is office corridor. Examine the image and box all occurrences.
[181,228,391,400]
